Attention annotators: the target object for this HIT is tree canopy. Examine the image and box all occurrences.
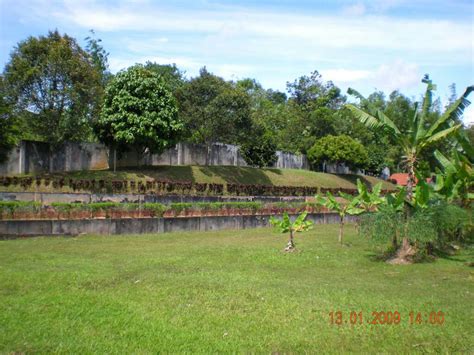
[307,135,369,170]
[2,30,102,146]
[0,77,20,163]
[176,68,252,159]
[96,65,183,156]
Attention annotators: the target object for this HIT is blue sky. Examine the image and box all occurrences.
[1,0,473,123]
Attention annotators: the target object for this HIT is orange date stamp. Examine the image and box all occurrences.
[329,311,445,326]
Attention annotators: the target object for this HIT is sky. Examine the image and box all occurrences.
[1,0,473,123]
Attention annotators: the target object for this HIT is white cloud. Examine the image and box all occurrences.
[342,2,366,16]
[323,60,420,93]
[36,1,470,55]
[320,69,371,82]
[213,64,255,80]
[372,60,420,92]
[463,106,474,125]
[4,0,470,98]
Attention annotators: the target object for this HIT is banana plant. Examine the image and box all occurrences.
[355,179,385,212]
[346,77,473,201]
[410,174,433,209]
[315,192,364,245]
[434,149,473,207]
[269,211,313,252]
[385,187,407,212]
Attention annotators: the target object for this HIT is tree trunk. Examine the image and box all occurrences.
[406,159,415,201]
[339,215,344,245]
[392,228,399,250]
[388,237,416,264]
[284,229,296,252]
[113,148,117,173]
[205,143,211,166]
[49,146,54,173]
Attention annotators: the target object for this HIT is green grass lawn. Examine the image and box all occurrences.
[3,165,395,193]
[1,225,472,353]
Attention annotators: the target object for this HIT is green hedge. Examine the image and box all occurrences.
[0,200,322,219]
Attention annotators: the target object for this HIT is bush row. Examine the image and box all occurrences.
[0,200,321,219]
[0,176,392,196]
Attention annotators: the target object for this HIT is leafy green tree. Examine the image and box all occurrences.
[273,70,346,154]
[176,68,252,163]
[2,30,102,146]
[286,71,345,110]
[307,135,369,171]
[346,76,473,200]
[84,30,111,85]
[84,30,112,128]
[0,78,20,163]
[315,192,364,245]
[239,128,278,168]
[246,90,294,152]
[144,62,186,94]
[96,65,183,165]
[270,211,313,252]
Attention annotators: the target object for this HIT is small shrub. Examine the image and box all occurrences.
[0,201,41,218]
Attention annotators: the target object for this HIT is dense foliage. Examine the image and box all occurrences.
[96,65,183,157]
[307,135,369,170]
[0,78,20,163]
[2,30,102,146]
[347,77,473,198]
[176,68,253,163]
[239,127,278,168]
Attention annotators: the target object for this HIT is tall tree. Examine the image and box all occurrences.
[284,70,346,153]
[144,62,186,94]
[3,30,102,146]
[0,77,20,163]
[239,124,278,168]
[176,67,252,164]
[96,65,183,166]
[84,29,110,85]
[84,30,111,127]
[307,134,369,171]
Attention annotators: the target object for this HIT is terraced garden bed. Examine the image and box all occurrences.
[0,200,325,221]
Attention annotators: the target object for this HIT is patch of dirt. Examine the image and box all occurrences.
[387,239,416,265]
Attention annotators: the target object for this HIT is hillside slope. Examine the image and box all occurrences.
[4,165,396,192]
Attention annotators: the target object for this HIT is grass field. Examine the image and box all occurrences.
[3,165,395,193]
[1,225,472,353]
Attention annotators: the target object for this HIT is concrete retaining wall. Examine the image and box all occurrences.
[0,191,307,205]
[0,140,310,175]
[114,142,310,170]
[0,140,109,175]
[0,213,357,237]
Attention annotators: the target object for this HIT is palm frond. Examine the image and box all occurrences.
[294,211,308,225]
[433,150,453,170]
[421,79,436,119]
[454,130,474,162]
[371,182,383,196]
[426,85,474,136]
[375,109,401,134]
[346,104,400,138]
[347,87,367,102]
[421,124,461,148]
[413,103,427,141]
